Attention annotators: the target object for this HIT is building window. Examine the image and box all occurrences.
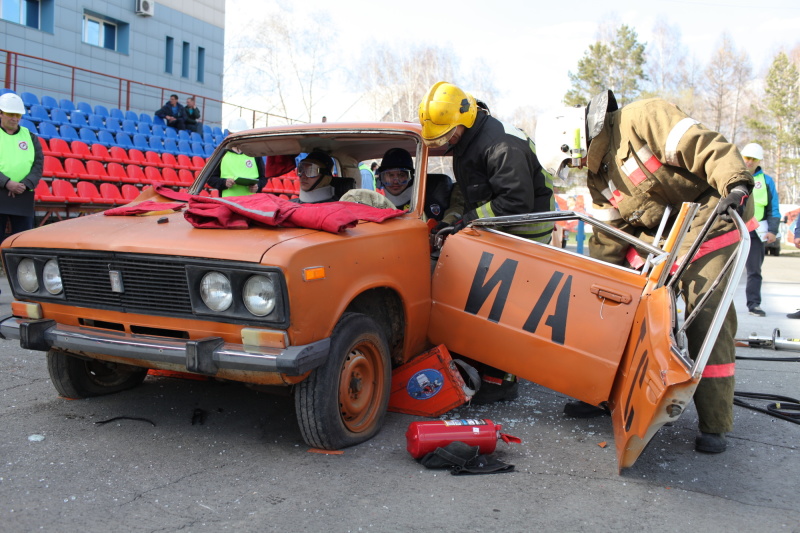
[181,41,190,78]
[82,13,117,50]
[1,0,40,28]
[165,36,174,74]
[197,47,205,83]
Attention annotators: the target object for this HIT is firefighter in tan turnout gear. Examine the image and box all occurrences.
[536,90,755,453]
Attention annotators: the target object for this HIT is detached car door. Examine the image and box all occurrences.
[428,224,697,470]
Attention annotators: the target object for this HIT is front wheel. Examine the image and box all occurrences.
[47,349,148,398]
[295,313,391,450]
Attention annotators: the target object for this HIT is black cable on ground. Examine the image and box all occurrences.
[733,391,800,425]
[736,355,800,362]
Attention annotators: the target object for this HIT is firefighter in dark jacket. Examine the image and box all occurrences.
[0,92,43,244]
[419,81,555,242]
[418,81,556,404]
[536,90,756,454]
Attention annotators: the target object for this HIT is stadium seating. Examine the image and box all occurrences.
[78,181,115,205]
[121,184,141,200]
[175,154,192,170]
[91,143,117,163]
[122,119,138,136]
[161,167,181,186]
[148,136,164,154]
[125,110,138,122]
[76,102,93,115]
[105,116,122,133]
[59,124,80,142]
[100,183,125,204]
[190,155,206,171]
[150,124,165,138]
[85,160,112,181]
[161,152,178,168]
[139,113,152,125]
[21,92,39,109]
[79,127,101,146]
[59,99,77,115]
[97,130,117,148]
[71,140,99,161]
[144,166,164,184]
[88,114,106,132]
[36,122,60,140]
[46,138,73,158]
[41,95,58,111]
[107,163,128,182]
[125,164,147,184]
[27,104,51,124]
[52,179,83,203]
[177,140,193,157]
[64,157,91,180]
[43,156,70,178]
[128,148,147,166]
[178,169,195,185]
[109,146,129,164]
[116,132,134,150]
[144,151,162,167]
[50,108,71,127]
[94,105,109,118]
[133,134,150,153]
[110,108,125,121]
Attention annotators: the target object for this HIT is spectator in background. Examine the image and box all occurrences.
[206,118,265,196]
[740,142,780,317]
[184,97,202,134]
[155,94,186,131]
[0,92,43,246]
[359,161,376,191]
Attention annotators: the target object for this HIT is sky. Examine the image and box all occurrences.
[225,0,800,121]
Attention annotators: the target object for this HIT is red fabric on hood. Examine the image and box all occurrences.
[104,200,185,216]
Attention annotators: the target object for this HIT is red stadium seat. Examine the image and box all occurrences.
[178,169,195,185]
[77,181,115,204]
[161,167,181,186]
[43,156,71,179]
[70,140,100,161]
[128,148,147,166]
[110,146,129,164]
[34,180,65,202]
[121,184,141,200]
[176,154,192,170]
[91,143,118,163]
[190,155,206,171]
[144,151,162,167]
[144,166,164,184]
[64,158,91,180]
[85,160,111,181]
[161,152,178,168]
[106,162,128,183]
[46,138,73,158]
[51,179,83,203]
[100,183,125,204]
[125,164,147,184]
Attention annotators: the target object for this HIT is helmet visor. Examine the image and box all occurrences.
[379,169,411,186]
[297,161,322,178]
[422,128,456,148]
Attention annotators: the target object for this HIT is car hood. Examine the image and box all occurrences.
[4,209,318,263]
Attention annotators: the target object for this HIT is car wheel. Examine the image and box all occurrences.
[295,313,391,450]
[46,349,148,398]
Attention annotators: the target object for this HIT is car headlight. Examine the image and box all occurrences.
[200,271,232,311]
[17,258,39,293]
[243,275,276,316]
[43,259,63,295]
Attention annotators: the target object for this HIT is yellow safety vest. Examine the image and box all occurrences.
[221,152,260,197]
[0,126,35,183]
[752,170,768,221]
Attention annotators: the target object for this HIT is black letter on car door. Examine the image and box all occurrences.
[464,251,518,323]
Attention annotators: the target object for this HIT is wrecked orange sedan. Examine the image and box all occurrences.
[0,122,749,470]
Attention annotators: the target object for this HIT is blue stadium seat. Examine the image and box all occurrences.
[104,116,122,133]
[133,133,150,152]
[190,142,205,158]
[121,119,138,135]
[79,127,101,146]
[148,136,164,154]
[50,108,70,127]
[110,108,125,121]
[152,115,166,127]
[94,105,109,118]
[77,102,93,115]
[137,122,151,136]
[115,132,134,150]
[41,95,58,111]
[177,140,194,157]
[189,131,203,144]
[36,121,59,140]
[70,112,90,130]
[21,92,39,109]
[20,118,38,133]
[98,130,117,147]
[203,132,214,144]
[59,99,77,115]
[163,138,179,155]
[0,88,15,96]
[27,104,50,125]
[150,124,164,138]
[212,126,223,137]
[59,124,80,143]
[202,143,215,158]
[164,127,178,140]
[139,113,152,124]
[178,129,191,142]
[202,124,212,135]
[88,114,105,132]
[125,110,138,123]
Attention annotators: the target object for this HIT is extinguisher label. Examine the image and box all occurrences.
[442,419,488,426]
[406,369,444,400]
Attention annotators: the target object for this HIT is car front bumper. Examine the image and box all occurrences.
[0,315,329,376]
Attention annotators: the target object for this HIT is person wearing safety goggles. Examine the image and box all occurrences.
[292,150,340,204]
[377,148,415,211]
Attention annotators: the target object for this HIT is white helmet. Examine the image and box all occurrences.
[0,93,26,114]
[227,118,249,133]
[741,142,763,160]
[535,106,587,180]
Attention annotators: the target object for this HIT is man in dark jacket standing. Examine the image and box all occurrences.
[155,94,186,131]
[419,81,555,243]
[0,92,43,244]
[418,81,556,403]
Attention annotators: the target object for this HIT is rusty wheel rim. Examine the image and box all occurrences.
[338,339,385,433]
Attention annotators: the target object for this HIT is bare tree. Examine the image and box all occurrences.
[702,34,740,136]
[644,20,687,99]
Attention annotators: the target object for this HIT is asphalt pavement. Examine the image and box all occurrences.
[1,250,798,532]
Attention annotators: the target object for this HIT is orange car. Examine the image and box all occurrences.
[0,122,749,470]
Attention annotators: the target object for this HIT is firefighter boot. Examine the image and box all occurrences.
[695,432,727,453]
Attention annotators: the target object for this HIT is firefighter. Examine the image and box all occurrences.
[418,81,555,242]
[535,90,755,453]
[419,82,556,403]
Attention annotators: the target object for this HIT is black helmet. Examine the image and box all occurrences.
[377,148,414,176]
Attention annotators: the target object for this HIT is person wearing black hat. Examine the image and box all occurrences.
[377,148,415,210]
[292,150,340,204]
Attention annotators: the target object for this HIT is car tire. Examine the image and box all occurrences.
[295,313,391,450]
[46,349,148,398]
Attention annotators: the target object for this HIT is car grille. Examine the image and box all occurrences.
[58,255,193,314]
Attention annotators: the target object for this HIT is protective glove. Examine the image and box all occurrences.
[716,184,751,222]
[430,220,453,235]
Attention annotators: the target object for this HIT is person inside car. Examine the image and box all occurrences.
[292,150,341,204]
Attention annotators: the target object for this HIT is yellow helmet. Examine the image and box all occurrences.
[418,82,477,147]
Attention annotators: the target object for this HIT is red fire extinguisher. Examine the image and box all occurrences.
[406,419,521,459]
